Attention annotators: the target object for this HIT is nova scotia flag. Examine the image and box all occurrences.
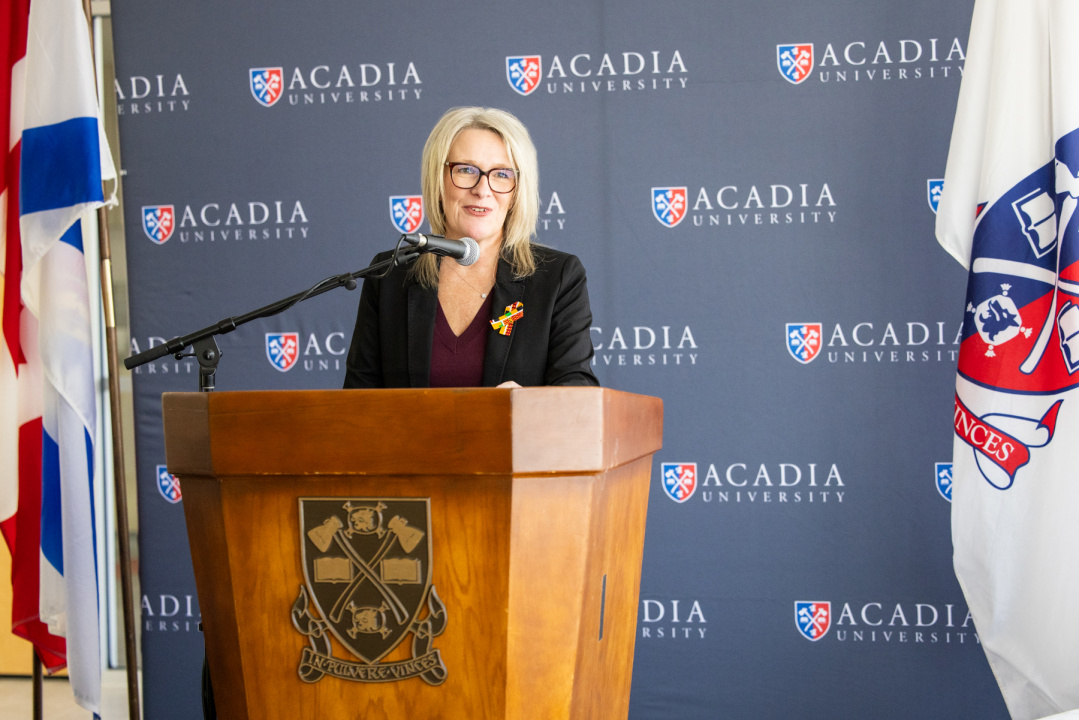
[2,0,114,713]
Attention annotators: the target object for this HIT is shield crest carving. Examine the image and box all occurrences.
[292,497,447,684]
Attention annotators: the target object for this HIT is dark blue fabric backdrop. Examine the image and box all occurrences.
[111,1,1007,717]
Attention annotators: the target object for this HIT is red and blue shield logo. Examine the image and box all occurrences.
[266,332,300,372]
[142,205,174,244]
[506,56,541,96]
[777,44,814,85]
[652,187,687,228]
[928,179,945,214]
[795,601,831,641]
[156,464,182,504]
[935,462,953,502]
[390,195,424,234]
[661,462,697,503]
[786,323,822,364]
[250,67,284,107]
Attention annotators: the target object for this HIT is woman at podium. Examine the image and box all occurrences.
[343,107,598,388]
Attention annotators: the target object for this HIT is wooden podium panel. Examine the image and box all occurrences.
[163,387,662,720]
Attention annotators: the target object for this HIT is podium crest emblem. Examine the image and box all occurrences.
[292,498,447,685]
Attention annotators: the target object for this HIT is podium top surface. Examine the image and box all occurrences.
[163,387,662,477]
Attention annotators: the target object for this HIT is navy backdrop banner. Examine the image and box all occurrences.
[111,1,1007,717]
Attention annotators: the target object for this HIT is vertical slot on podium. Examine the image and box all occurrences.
[599,573,607,641]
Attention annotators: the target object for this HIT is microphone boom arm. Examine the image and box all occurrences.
[124,237,420,391]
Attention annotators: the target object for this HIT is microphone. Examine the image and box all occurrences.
[402,233,480,266]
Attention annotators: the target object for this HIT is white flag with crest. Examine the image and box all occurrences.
[937,1,1079,718]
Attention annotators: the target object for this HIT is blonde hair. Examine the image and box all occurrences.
[411,107,539,288]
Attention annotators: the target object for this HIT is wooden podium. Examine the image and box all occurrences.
[163,387,662,720]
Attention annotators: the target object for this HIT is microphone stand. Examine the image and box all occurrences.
[124,239,420,391]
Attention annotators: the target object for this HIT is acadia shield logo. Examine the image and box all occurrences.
[652,187,687,227]
[250,67,283,107]
[935,462,953,502]
[786,323,822,364]
[142,205,175,244]
[661,462,697,503]
[795,601,831,641]
[266,332,300,372]
[156,465,181,504]
[389,196,424,233]
[777,44,814,84]
[506,56,541,96]
[928,179,944,213]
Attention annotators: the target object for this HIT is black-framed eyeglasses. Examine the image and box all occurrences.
[444,162,518,193]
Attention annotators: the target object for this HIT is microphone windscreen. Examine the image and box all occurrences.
[456,237,480,266]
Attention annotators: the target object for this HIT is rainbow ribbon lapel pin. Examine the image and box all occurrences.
[491,301,524,336]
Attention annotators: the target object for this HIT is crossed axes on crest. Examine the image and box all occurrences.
[308,514,424,627]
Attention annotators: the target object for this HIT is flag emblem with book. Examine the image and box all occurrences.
[1,0,115,713]
[936,1,1079,717]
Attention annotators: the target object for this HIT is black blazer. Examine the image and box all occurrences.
[343,245,599,388]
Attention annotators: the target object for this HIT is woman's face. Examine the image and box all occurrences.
[441,128,515,247]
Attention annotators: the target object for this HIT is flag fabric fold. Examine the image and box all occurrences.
[1,0,113,713]
[937,1,1079,718]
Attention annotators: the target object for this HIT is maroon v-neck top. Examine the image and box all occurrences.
[429,295,494,387]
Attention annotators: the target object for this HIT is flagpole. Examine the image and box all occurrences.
[83,1,142,718]
[97,203,142,720]
[32,652,42,720]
